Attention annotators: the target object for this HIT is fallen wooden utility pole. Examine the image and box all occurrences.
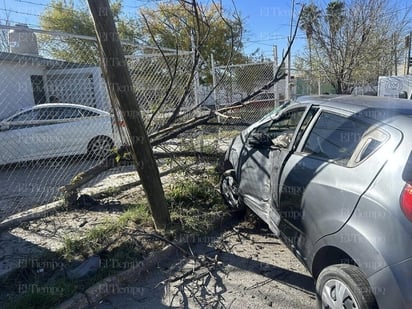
[87,0,171,230]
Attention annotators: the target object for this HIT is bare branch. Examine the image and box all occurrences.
[140,12,181,130]
[151,113,212,146]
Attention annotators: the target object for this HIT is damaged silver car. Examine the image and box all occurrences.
[221,95,412,309]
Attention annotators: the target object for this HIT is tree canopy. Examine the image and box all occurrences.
[139,2,245,64]
[298,0,410,94]
[39,0,246,71]
[39,0,140,63]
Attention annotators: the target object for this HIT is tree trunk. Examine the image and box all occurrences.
[87,0,171,230]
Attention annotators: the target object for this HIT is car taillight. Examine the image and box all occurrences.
[400,183,412,221]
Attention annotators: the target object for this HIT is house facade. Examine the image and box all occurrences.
[0,51,110,120]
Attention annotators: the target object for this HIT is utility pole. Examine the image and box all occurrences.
[407,32,412,75]
[87,0,171,230]
[191,31,200,109]
[286,0,296,100]
[393,34,397,76]
[273,45,279,107]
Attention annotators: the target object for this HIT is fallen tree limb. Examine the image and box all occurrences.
[149,113,213,141]
[153,151,223,159]
[0,163,198,232]
[214,110,241,120]
[60,148,222,207]
[60,156,207,207]
[58,5,303,212]
[59,147,130,205]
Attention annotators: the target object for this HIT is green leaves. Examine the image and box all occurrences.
[39,0,141,63]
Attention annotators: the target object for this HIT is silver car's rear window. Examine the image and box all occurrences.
[302,112,372,165]
[402,151,412,182]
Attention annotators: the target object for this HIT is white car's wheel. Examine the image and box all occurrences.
[316,264,378,309]
[88,136,114,159]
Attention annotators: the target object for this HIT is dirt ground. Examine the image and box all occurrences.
[0,161,317,308]
[86,215,317,309]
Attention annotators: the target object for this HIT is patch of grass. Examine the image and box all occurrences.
[59,227,115,260]
[5,292,63,309]
[166,171,228,236]
[99,241,145,273]
[167,171,221,205]
[86,224,119,247]
[118,203,151,226]
[3,237,146,308]
[60,237,87,259]
[0,260,77,309]
[59,207,151,261]
[3,168,229,308]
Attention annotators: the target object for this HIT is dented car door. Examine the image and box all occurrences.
[237,107,308,232]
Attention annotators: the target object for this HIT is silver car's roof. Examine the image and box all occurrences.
[296,95,412,110]
[294,95,412,122]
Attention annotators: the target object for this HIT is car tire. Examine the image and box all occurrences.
[316,264,378,309]
[220,169,244,210]
[88,136,114,159]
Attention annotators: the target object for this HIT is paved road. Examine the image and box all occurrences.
[0,158,134,221]
[87,218,317,309]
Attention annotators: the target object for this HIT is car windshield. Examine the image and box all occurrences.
[259,101,291,121]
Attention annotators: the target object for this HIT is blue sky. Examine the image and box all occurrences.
[0,0,305,61]
[1,0,411,61]
[222,0,306,59]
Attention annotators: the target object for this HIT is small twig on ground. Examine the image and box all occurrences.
[133,228,190,257]
[245,278,274,290]
[156,254,223,287]
[232,227,251,241]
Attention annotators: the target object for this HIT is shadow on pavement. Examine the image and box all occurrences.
[90,218,316,309]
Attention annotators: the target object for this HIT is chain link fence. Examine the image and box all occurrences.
[0,25,306,295]
[0,24,292,223]
[212,61,285,126]
[0,25,208,221]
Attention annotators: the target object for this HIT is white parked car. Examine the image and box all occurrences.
[0,103,116,165]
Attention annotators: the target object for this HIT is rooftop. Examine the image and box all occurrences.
[0,52,94,69]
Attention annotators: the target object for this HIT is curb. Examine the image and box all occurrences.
[57,243,186,309]
[0,200,65,233]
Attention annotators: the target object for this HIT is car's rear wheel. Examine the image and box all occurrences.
[220,169,243,209]
[88,136,114,159]
[316,264,378,309]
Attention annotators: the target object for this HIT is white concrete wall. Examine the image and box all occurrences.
[0,62,44,119]
[0,60,112,120]
[378,75,412,99]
